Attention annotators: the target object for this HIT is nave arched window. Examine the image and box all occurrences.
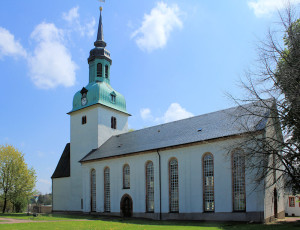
[169,158,179,212]
[232,149,246,211]
[146,161,154,212]
[104,167,110,212]
[91,169,96,212]
[123,164,130,189]
[203,153,214,212]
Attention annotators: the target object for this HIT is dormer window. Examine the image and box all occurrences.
[105,65,109,78]
[97,63,102,78]
[110,92,116,103]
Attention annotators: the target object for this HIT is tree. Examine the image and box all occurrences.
[229,4,300,193]
[0,145,36,213]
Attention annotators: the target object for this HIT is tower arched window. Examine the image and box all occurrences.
[97,63,103,78]
[105,65,109,78]
[123,164,130,189]
[104,167,110,212]
[203,153,214,212]
[146,161,154,212]
[90,169,96,212]
[169,158,179,212]
[111,116,117,129]
[232,149,246,211]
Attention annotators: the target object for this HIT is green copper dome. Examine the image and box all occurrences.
[71,82,128,114]
[69,8,129,115]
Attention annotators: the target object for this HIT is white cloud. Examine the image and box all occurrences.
[28,22,77,89]
[248,0,300,17]
[62,6,79,22]
[63,6,96,38]
[0,27,27,59]
[140,108,153,120]
[157,103,193,123]
[131,2,183,52]
[141,103,193,124]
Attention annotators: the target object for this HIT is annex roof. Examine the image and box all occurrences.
[80,101,271,163]
[52,143,70,179]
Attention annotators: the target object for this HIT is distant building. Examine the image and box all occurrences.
[52,7,285,223]
[285,194,300,216]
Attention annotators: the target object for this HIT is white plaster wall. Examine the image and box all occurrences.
[52,178,71,211]
[82,153,159,213]
[97,105,129,147]
[66,104,129,211]
[264,117,285,220]
[285,195,300,216]
[82,137,265,215]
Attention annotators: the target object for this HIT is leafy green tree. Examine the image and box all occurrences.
[0,145,36,213]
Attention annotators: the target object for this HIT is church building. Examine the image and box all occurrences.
[52,7,285,223]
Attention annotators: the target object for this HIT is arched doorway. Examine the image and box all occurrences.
[120,194,133,217]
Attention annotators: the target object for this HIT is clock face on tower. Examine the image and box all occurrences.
[81,95,87,106]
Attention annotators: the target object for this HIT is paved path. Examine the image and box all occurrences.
[0,217,92,224]
[278,217,300,222]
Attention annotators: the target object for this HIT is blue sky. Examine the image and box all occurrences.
[0,0,297,194]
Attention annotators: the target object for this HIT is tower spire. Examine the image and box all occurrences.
[94,7,106,48]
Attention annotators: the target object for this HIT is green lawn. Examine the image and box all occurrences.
[0,213,299,230]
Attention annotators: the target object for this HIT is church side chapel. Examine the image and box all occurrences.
[51,6,285,223]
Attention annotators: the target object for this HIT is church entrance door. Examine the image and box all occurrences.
[274,188,278,218]
[120,194,132,217]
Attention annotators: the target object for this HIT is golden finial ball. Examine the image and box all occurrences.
[100,6,103,11]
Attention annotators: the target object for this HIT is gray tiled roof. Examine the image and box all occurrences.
[80,101,270,162]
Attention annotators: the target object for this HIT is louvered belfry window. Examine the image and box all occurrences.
[105,65,109,78]
[146,161,154,212]
[203,153,214,212]
[169,158,179,212]
[104,167,110,212]
[91,169,96,212]
[232,149,246,211]
[97,63,103,78]
[123,164,130,189]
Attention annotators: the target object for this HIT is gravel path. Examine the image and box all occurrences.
[0,217,92,224]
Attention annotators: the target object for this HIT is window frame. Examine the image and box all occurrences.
[123,164,130,189]
[232,148,246,212]
[105,65,109,78]
[111,116,117,129]
[145,161,154,213]
[97,63,103,78]
[202,152,214,212]
[90,169,96,212]
[104,167,110,212]
[82,116,87,125]
[289,197,295,207]
[169,157,179,213]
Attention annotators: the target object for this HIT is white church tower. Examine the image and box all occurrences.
[52,7,130,211]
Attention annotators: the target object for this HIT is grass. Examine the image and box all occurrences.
[0,213,299,230]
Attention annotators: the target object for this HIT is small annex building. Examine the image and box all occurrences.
[52,8,285,223]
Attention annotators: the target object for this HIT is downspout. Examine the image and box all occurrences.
[157,149,162,220]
